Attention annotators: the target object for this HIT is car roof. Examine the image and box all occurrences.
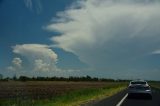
[130,80,146,82]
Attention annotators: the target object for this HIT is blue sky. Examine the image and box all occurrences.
[0,0,85,68]
[1,0,160,80]
[0,0,86,75]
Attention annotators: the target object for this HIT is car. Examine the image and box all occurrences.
[127,80,152,99]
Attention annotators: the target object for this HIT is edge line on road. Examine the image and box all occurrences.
[116,93,128,106]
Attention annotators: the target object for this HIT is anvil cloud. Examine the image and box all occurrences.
[46,0,160,80]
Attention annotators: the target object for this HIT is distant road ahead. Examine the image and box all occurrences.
[85,89,160,106]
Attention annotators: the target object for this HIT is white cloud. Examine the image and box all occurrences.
[7,57,22,71]
[24,0,32,10]
[9,44,79,77]
[34,59,53,72]
[13,44,57,72]
[12,57,22,69]
[13,44,58,63]
[46,0,160,79]
[24,0,42,13]
[7,66,15,71]
[151,50,160,54]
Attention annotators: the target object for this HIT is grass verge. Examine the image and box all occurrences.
[150,82,160,92]
[0,83,127,106]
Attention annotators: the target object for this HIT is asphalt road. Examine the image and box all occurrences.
[84,89,160,106]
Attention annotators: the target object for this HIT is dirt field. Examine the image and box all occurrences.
[0,81,121,99]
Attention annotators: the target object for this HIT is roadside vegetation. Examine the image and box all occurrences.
[35,84,126,106]
[149,81,160,91]
[0,82,126,106]
[0,75,128,106]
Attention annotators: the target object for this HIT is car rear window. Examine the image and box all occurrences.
[131,81,146,84]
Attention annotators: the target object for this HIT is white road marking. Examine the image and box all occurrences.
[116,93,128,106]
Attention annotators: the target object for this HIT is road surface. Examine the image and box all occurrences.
[84,89,160,106]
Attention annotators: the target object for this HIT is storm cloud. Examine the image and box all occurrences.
[46,0,160,80]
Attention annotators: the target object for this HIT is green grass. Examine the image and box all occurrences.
[0,83,127,106]
[150,82,160,91]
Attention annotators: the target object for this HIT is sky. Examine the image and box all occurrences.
[1,0,160,80]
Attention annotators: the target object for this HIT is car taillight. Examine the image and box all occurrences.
[144,86,150,90]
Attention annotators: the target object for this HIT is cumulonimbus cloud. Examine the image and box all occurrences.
[7,44,79,77]
[12,44,58,73]
[13,44,58,63]
[46,0,160,79]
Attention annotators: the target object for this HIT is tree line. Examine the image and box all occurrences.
[0,74,130,82]
[1,74,158,82]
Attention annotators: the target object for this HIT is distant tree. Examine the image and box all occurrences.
[93,77,99,81]
[100,78,115,82]
[19,76,29,81]
[86,75,91,80]
[32,76,36,81]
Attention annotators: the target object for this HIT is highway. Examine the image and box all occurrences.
[84,89,160,106]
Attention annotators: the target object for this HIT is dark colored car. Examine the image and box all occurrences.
[128,80,152,99]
